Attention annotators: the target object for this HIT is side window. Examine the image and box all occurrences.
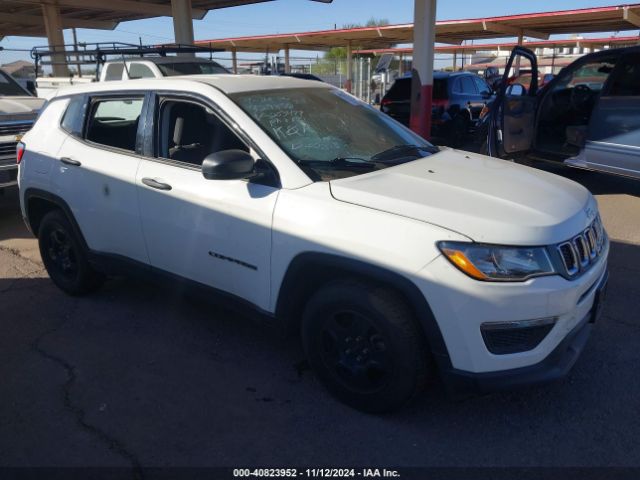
[607,55,640,96]
[60,95,86,137]
[103,63,124,81]
[554,59,616,93]
[129,63,155,79]
[157,99,248,166]
[473,76,491,95]
[452,78,462,94]
[460,76,477,94]
[85,97,144,152]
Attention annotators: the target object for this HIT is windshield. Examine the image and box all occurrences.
[157,61,229,76]
[230,87,437,181]
[0,70,28,96]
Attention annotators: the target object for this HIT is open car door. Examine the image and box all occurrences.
[487,46,539,158]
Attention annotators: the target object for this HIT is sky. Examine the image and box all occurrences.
[0,0,637,66]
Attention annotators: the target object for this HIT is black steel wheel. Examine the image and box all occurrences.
[38,210,104,296]
[302,279,431,413]
[319,309,393,394]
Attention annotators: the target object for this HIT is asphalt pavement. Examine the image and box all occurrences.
[1,162,639,473]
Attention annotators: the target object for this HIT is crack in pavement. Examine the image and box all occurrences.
[30,309,144,479]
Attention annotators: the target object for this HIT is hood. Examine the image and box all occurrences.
[0,96,45,118]
[329,150,595,246]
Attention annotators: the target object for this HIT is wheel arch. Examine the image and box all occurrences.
[23,188,88,251]
[275,252,452,371]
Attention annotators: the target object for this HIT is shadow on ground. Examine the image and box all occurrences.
[0,237,639,468]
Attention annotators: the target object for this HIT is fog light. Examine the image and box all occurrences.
[481,317,556,355]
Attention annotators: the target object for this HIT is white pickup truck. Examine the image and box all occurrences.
[0,68,45,191]
[35,56,229,98]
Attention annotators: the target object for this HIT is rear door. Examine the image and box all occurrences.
[583,51,640,178]
[52,93,149,262]
[487,47,538,157]
[381,78,411,126]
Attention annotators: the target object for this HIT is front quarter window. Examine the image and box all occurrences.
[231,87,436,180]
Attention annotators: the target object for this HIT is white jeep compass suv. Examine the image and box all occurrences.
[18,76,609,412]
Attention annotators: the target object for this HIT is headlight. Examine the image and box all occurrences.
[438,241,555,282]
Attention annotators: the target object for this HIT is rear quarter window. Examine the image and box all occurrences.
[104,63,124,81]
[60,95,87,137]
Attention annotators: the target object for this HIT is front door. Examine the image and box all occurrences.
[583,52,640,178]
[487,46,538,157]
[136,95,279,310]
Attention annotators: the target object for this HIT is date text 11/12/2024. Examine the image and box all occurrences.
[233,468,401,478]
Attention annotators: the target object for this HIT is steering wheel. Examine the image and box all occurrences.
[570,84,592,113]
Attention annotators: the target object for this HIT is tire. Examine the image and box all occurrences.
[301,279,431,413]
[38,210,104,296]
[448,113,470,148]
[479,140,489,156]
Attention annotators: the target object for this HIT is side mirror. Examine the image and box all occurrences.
[481,90,492,99]
[506,83,526,96]
[202,149,255,180]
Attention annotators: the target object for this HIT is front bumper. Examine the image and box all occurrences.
[442,270,607,395]
[414,236,609,384]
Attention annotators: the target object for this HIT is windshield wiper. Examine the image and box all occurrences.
[371,144,438,162]
[299,157,379,169]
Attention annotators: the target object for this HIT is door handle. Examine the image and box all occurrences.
[142,177,172,191]
[60,157,81,167]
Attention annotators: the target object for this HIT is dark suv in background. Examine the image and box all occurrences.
[381,71,494,146]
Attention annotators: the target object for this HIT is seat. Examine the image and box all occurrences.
[566,125,588,148]
[168,105,208,165]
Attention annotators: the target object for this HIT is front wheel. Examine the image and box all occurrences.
[302,280,431,413]
[38,210,104,296]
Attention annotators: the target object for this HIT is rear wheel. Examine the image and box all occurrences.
[302,279,430,413]
[448,112,470,148]
[38,210,104,296]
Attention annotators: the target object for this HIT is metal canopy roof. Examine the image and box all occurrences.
[0,0,272,38]
[354,36,640,56]
[196,4,640,52]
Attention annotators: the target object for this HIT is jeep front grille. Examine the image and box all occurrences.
[556,216,606,278]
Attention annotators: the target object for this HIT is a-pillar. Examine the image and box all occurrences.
[41,3,69,77]
[172,0,195,56]
[345,41,353,92]
[410,0,437,139]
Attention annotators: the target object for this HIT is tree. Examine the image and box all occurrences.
[365,17,390,27]
[323,18,390,60]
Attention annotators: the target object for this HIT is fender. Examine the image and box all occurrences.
[275,252,453,371]
[22,188,89,252]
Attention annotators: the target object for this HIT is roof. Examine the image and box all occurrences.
[0,0,271,38]
[196,4,640,52]
[46,74,329,97]
[432,71,474,78]
[354,35,640,56]
[124,56,221,64]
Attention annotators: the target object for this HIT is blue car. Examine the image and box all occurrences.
[381,71,494,146]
